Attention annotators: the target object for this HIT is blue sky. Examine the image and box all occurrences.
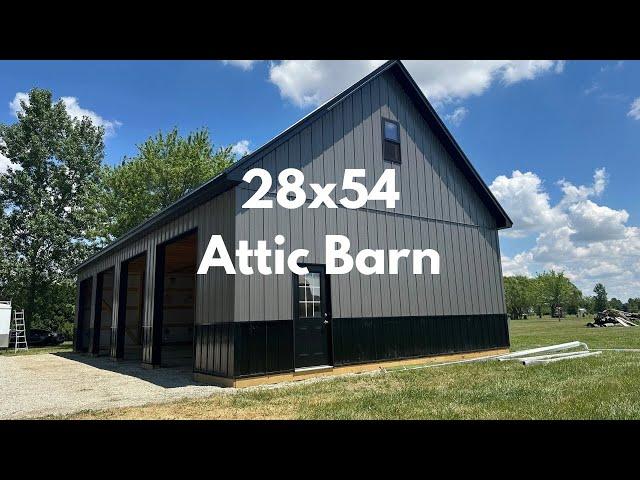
[1,60,639,299]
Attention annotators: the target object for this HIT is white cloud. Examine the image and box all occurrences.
[0,138,19,174]
[9,92,29,116]
[501,60,564,84]
[557,167,607,205]
[9,92,121,137]
[628,97,640,120]
[266,60,565,108]
[0,151,14,174]
[269,60,385,108]
[566,200,628,242]
[222,60,258,71]
[496,167,640,299]
[490,170,565,238]
[231,139,251,157]
[444,107,468,126]
[501,251,533,277]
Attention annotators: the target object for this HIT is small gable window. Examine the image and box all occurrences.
[383,118,401,163]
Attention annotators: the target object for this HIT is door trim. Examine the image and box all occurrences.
[292,264,333,369]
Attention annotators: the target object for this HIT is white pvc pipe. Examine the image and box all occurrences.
[509,350,594,363]
[523,351,601,366]
[497,341,586,361]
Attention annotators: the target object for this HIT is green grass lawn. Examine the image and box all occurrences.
[0,341,73,357]
[62,316,640,420]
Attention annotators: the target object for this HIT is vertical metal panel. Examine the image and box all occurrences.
[385,212,401,316]
[311,118,326,265]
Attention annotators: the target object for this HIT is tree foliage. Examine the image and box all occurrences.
[593,283,608,313]
[627,298,640,313]
[504,275,535,319]
[608,297,624,310]
[0,88,104,329]
[504,270,583,319]
[100,128,234,240]
[534,270,582,316]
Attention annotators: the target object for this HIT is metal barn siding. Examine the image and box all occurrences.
[74,189,236,377]
[73,61,511,383]
[230,69,508,377]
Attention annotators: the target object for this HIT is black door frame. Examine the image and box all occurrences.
[150,228,198,367]
[292,264,333,369]
[76,277,93,352]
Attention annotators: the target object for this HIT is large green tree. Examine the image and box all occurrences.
[532,270,582,317]
[101,128,234,240]
[0,88,105,330]
[503,275,535,319]
[593,283,608,313]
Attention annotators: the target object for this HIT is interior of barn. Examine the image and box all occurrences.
[99,269,114,355]
[159,232,197,367]
[121,253,146,360]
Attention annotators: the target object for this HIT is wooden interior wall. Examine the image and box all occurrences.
[124,255,145,346]
[162,233,197,345]
[99,270,114,353]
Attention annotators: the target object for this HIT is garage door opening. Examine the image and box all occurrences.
[156,231,197,367]
[116,253,146,361]
[96,268,115,355]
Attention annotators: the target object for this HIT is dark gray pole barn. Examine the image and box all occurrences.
[72,60,513,387]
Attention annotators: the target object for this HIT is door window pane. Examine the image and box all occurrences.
[298,272,321,318]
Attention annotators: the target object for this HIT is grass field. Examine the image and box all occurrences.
[59,316,640,420]
[0,341,73,357]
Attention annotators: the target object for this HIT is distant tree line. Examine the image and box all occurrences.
[0,88,235,335]
[504,273,639,320]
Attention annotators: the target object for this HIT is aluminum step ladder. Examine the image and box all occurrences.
[12,309,27,352]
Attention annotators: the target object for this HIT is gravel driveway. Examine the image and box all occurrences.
[0,353,229,419]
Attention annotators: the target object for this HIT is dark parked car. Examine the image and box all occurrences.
[9,328,65,347]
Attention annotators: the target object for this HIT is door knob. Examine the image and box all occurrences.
[323,320,329,325]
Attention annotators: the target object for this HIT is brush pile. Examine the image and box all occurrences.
[587,309,640,328]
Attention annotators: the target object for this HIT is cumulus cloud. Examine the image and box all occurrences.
[266,60,565,108]
[490,170,565,238]
[495,167,640,298]
[501,252,533,277]
[628,97,640,120]
[444,107,468,126]
[8,92,29,116]
[222,60,258,71]
[9,92,121,137]
[557,167,607,205]
[231,139,251,157]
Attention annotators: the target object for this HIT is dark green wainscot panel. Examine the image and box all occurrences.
[331,314,509,366]
[195,315,509,379]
